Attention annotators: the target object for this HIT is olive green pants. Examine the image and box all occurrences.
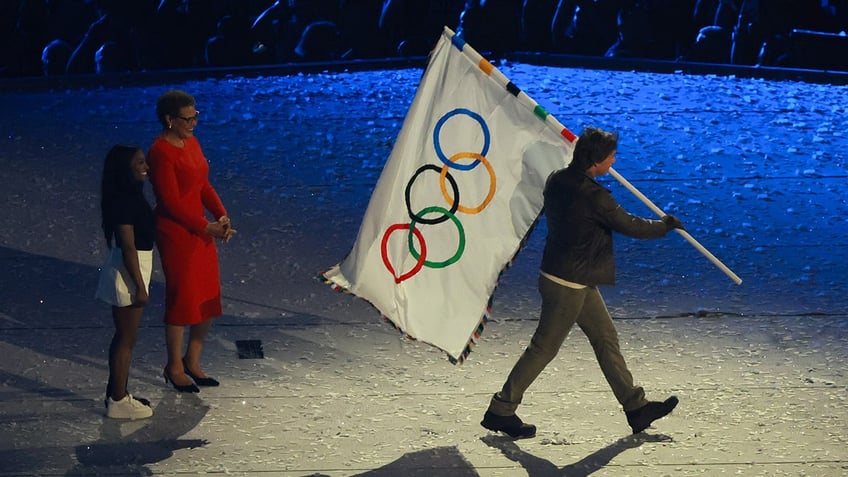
[488,275,648,416]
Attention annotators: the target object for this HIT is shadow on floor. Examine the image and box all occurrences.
[69,393,209,475]
[481,432,673,476]
[305,445,481,477]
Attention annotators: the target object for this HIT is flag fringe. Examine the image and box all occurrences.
[317,270,487,365]
[318,210,541,365]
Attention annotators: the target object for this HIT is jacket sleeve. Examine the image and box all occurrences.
[594,188,668,239]
[148,144,210,235]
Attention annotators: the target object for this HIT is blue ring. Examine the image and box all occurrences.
[433,108,489,171]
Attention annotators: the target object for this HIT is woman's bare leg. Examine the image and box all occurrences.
[183,320,213,378]
[107,304,142,400]
[164,324,193,386]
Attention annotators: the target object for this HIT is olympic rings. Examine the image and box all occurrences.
[405,164,459,224]
[407,206,465,269]
[433,108,489,170]
[381,223,427,284]
[441,152,496,215]
[382,108,497,283]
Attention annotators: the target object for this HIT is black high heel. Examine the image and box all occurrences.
[163,370,200,393]
[183,363,220,387]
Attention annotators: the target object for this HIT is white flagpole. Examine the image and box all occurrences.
[608,167,743,285]
[445,26,741,285]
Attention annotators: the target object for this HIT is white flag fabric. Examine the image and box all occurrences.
[322,27,577,363]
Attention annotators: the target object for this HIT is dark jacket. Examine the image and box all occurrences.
[540,167,669,286]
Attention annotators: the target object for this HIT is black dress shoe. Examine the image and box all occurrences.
[163,370,200,393]
[184,367,220,387]
[626,396,679,434]
[481,411,537,439]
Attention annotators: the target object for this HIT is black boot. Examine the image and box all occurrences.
[481,411,537,439]
[625,396,679,434]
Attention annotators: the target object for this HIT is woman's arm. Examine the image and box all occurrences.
[200,180,227,220]
[115,225,148,306]
[148,146,210,234]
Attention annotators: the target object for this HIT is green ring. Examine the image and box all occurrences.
[407,206,465,269]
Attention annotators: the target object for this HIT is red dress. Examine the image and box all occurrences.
[148,136,227,325]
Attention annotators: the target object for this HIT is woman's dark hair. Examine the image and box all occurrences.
[568,127,618,171]
[101,144,143,248]
[155,89,195,128]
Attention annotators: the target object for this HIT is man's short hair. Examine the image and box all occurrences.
[569,127,618,171]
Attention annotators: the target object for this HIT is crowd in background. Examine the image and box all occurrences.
[2,0,848,78]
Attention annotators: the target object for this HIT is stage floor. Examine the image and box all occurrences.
[1,61,846,475]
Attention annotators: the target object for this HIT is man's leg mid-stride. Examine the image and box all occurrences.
[481,276,585,438]
[577,287,679,434]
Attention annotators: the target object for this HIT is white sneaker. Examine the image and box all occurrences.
[106,394,153,419]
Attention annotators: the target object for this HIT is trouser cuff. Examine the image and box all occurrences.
[487,392,520,416]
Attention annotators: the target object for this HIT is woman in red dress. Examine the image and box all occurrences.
[148,90,236,392]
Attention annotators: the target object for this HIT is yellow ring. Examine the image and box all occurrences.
[439,152,496,215]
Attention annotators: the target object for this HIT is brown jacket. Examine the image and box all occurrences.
[540,167,669,286]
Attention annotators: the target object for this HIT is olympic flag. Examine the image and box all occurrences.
[321,27,577,363]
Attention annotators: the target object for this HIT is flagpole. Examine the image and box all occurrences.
[445,26,741,285]
[608,167,743,285]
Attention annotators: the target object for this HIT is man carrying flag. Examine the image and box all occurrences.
[481,127,684,439]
